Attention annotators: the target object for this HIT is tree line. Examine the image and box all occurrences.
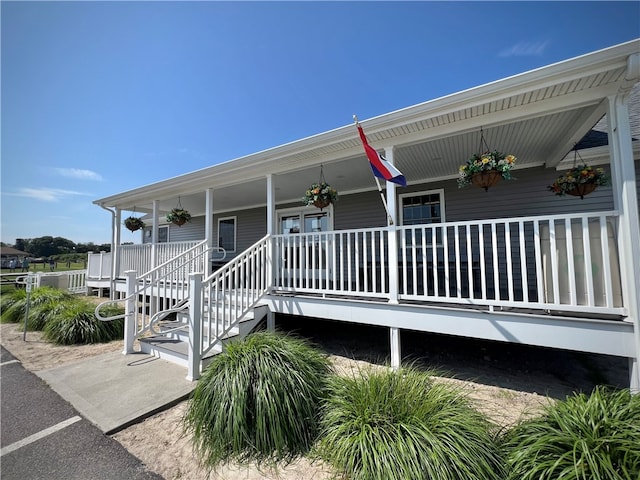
[2,236,111,260]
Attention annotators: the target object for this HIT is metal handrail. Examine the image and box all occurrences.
[148,298,190,335]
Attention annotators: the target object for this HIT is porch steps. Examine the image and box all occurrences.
[138,304,269,371]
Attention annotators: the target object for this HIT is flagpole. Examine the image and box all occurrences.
[353,115,394,225]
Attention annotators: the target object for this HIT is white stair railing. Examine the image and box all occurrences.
[187,235,271,379]
[95,240,216,352]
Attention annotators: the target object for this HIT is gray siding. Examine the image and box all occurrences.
[143,161,638,254]
[444,165,616,222]
[334,190,387,230]
[167,217,205,242]
[213,207,267,253]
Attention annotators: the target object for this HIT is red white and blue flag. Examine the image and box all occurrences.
[357,124,406,187]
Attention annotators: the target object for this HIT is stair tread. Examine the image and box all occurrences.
[139,336,221,359]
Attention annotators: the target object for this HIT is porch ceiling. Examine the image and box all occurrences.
[96,40,640,217]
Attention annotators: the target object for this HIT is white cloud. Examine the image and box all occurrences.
[499,41,550,57]
[53,168,103,181]
[11,188,88,202]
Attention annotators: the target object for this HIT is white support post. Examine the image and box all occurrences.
[112,208,122,299]
[390,327,401,370]
[123,270,137,355]
[266,174,276,235]
[266,174,276,291]
[205,188,214,274]
[385,146,399,304]
[187,273,203,381]
[607,93,640,393]
[151,200,159,265]
[266,310,275,332]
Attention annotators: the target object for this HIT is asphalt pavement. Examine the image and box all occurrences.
[0,346,164,480]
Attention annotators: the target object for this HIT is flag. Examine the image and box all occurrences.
[356,124,406,187]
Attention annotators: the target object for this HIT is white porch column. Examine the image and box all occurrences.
[266,174,276,292]
[205,188,214,274]
[151,200,159,271]
[113,208,122,289]
[390,327,401,370]
[385,146,399,304]
[266,174,276,234]
[607,92,640,393]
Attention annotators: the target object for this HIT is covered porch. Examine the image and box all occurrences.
[92,41,640,387]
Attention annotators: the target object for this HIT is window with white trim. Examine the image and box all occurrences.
[218,217,236,252]
[399,189,445,225]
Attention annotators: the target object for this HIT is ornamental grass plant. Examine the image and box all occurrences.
[25,286,74,330]
[42,299,124,345]
[502,386,640,480]
[317,366,505,480]
[184,331,332,468]
[0,287,27,323]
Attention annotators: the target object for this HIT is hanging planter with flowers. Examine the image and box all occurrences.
[166,197,191,226]
[548,165,609,199]
[124,216,145,232]
[302,165,338,210]
[548,146,609,200]
[458,128,517,191]
[124,208,145,232]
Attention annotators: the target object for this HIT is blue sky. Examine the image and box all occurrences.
[2,1,639,245]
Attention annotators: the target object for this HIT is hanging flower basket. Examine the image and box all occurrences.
[471,170,503,190]
[548,164,609,199]
[166,208,191,226]
[458,151,517,191]
[458,129,516,191]
[302,182,338,210]
[124,216,145,232]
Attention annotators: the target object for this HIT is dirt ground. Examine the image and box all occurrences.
[1,315,630,480]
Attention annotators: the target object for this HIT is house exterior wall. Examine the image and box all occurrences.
[223,206,267,253]
[151,161,638,251]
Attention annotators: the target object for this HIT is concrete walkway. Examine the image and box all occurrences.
[37,350,195,434]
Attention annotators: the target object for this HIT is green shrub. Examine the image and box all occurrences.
[502,386,640,480]
[184,331,332,467]
[318,367,505,480]
[0,288,27,323]
[43,300,124,345]
[26,287,74,330]
[0,284,17,296]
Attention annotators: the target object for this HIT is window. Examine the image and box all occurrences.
[218,217,236,252]
[399,189,445,225]
[277,206,333,234]
[143,226,169,243]
[158,226,168,243]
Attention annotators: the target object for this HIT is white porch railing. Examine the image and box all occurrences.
[193,235,271,360]
[95,240,210,343]
[15,270,88,294]
[87,251,111,280]
[272,211,625,316]
[118,241,204,278]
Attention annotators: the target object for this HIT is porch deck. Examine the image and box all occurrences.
[94,210,636,383]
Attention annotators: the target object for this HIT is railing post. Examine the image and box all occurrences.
[267,236,274,292]
[187,273,203,381]
[123,270,137,355]
[388,226,399,304]
[389,327,401,370]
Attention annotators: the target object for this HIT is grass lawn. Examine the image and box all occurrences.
[1,261,87,274]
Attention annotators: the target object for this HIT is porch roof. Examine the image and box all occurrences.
[94,39,640,217]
